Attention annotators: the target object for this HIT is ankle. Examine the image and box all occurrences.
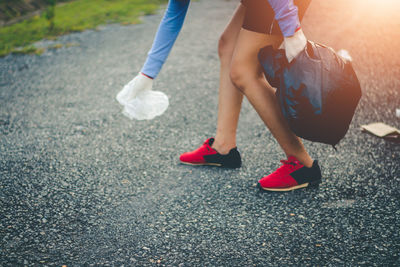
[298,157,314,168]
[302,159,314,168]
[212,137,236,155]
[288,154,313,168]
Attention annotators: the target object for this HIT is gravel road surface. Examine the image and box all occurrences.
[1,0,399,265]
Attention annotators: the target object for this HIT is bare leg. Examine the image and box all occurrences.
[211,4,246,155]
[230,29,313,167]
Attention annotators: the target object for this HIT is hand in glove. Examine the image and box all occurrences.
[116,73,154,106]
[283,28,307,63]
[116,73,169,120]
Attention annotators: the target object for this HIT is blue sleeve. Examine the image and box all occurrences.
[141,0,190,79]
[267,0,300,37]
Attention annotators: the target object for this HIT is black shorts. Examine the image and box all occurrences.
[240,0,312,35]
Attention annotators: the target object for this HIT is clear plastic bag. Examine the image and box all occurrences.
[122,89,169,120]
[116,75,169,120]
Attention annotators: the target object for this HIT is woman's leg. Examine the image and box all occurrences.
[230,28,313,167]
[179,4,245,168]
[211,4,246,154]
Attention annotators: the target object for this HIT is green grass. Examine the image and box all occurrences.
[10,45,44,55]
[0,0,167,56]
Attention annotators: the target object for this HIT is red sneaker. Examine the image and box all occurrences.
[258,156,321,191]
[179,138,241,168]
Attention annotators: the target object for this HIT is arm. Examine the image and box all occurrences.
[267,0,300,38]
[141,0,190,79]
[116,0,190,120]
[267,0,307,62]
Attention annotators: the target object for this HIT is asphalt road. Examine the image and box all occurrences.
[1,0,399,266]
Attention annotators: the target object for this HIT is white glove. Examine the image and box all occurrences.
[283,28,307,63]
[116,73,153,106]
[116,73,169,120]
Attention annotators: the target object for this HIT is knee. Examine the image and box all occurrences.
[229,63,247,93]
[218,33,233,60]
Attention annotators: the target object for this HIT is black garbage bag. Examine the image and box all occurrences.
[258,41,362,147]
